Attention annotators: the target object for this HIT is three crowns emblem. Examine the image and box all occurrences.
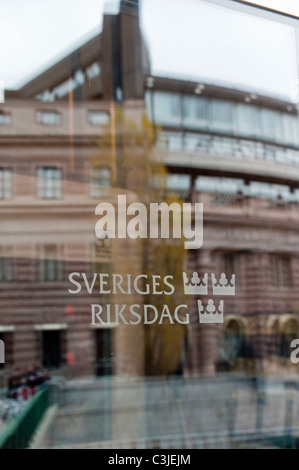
[183,272,236,324]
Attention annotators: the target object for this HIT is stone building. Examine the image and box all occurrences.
[0,0,299,379]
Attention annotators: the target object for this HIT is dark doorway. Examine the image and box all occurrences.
[42,330,61,368]
[95,329,113,376]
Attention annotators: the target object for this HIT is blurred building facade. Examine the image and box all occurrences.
[0,0,299,379]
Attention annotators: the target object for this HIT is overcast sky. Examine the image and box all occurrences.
[0,0,298,99]
[141,0,297,99]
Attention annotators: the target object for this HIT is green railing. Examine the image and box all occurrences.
[0,386,50,449]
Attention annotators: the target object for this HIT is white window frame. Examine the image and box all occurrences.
[37,167,62,199]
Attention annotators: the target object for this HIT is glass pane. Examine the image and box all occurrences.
[233,104,260,138]
[182,96,208,129]
[153,91,181,126]
[1,0,299,451]
[210,100,232,133]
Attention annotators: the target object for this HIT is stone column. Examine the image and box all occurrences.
[187,249,220,376]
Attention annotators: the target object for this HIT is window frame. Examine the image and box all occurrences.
[36,166,63,199]
[36,110,62,126]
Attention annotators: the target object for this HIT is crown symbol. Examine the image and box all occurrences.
[211,273,235,295]
[183,272,208,295]
[198,299,224,324]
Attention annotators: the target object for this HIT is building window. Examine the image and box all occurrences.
[41,330,62,368]
[153,91,181,126]
[86,62,101,80]
[223,253,235,277]
[39,246,61,282]
[167,174,190,192]
[0,112,11,125]
[221,252,240,286]
[94,328,113,376]
[0,257,13,282]
[88,111,110,126]
[283,114,299,147]
[35,326,66,369]
[0,168,12,199]
[232,104,260,138]
[182,96,208,129]
[90,167,111,197]
[210,99,233,134]
[260,109,283,143]
[270,255,292,288]
[37,110,61,125]
[37,167,62,199]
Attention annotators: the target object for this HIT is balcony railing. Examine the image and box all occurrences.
[161,133,299,167]
[0,386,50,449]
[192,191,299,213]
